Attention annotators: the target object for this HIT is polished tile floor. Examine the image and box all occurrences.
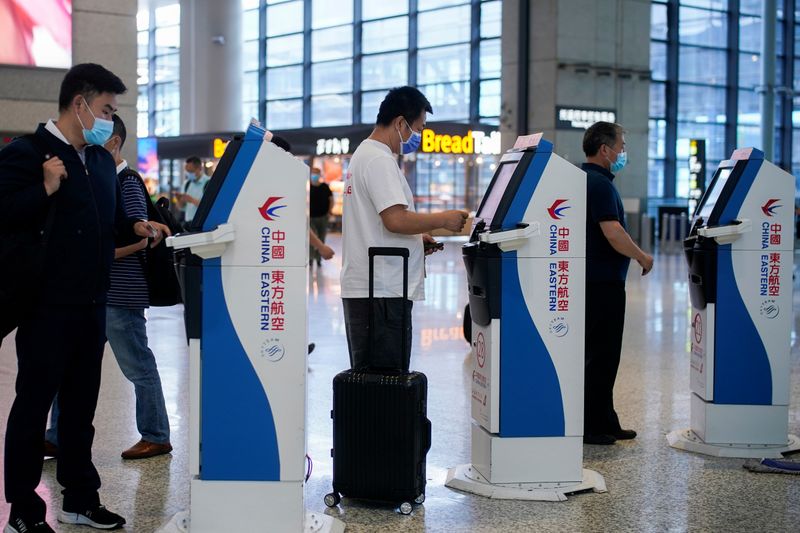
[1,234,799,532]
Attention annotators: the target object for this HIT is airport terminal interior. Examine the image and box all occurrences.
[1,0,800,532]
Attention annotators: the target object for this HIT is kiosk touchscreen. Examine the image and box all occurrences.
[165,123,343,532]
[447,135,605,501]
[668,147,799,458]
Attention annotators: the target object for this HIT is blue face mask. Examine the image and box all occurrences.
[608,149,627,174]
[311,174,321,183]
[398,120,422,155]
[77,97,114,146]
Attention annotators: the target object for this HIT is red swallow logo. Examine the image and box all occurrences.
[547,199,570,220]
[259,197,286,221]
[761,199,781,217]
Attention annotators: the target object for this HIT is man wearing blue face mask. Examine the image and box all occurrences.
[340,86,468,371]
[0,63,166,532]
[581,121,654,446]
[177,155,209,225]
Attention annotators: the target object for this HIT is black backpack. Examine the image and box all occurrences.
[0,134,58,344]
[118,167,183,307]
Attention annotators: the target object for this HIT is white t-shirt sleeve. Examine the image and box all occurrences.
[363,156,409,214]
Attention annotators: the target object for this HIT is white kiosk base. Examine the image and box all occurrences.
[666,429,800,459]
[445,465,605,502]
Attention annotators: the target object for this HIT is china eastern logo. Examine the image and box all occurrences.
[259,196,286,221]
[761,199,782,217]
[547,199,570,220]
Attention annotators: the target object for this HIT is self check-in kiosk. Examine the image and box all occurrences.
[163,123,343,532]
[446,134,605,501]
[667,147,799,458]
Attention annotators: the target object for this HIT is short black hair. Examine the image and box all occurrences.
[583,122,625,157]
[111,114,127,148]
[186,156,202,166]
[376,86,433,127]
[58,63,127,111]
[271,135,291,152]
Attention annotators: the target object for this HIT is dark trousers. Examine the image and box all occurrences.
[584,282,626,435]
[4,304,105,521]
[342,298,413,372]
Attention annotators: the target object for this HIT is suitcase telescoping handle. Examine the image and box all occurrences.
[368,247,409,369]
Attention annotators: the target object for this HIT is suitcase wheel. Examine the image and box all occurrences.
[398,502,413,515]
[324,492,341,508]
[414,493,425,504]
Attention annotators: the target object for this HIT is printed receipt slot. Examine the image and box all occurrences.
[163,123,344,533]
[445,134,606,501]
[667,147,799,458]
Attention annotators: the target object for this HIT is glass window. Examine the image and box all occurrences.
[155,4,180,26]
[677,122,726,161]
[154,82,180,111]
[479,39,501,79]
[243,10,259,41]
[481,1,501,39]
[137,58,149,85]
[737,125,761,148]
[679,46,726,85]
[155,109,180,137]
[242,71,259,102]
[137,9,150,31]
[267,65,303,100]
[267,34,304,67]
[137,89,149,113]
[648,159,665,198]
[138,30,149,59]
[362,90,387,124]
[312,94,353,126]
[312,60,353,95]
[266,98,303,130]
[418,44,470,84]
[242,0,259,9]
[650,82,666,117]
[739,16,761,52]
[137,112,149,138]
[677,85,726,123]
[479,79,501,118]
[678,7,727,47]
[419,82,469,121]
[312,26,353,62]
[243,101,259,124]
[363,0,408,20]
[242,40,259,72]
[651,3,668,40]
[679,0,728,9]
[363,17,408,54]
[418,5,471,48]
[649,119,667,159]
[739,52,761,88]
[154,53,179,83]
[737,89,760,125]
[361,52,408,91]
[312,0,353,29]
[651,42,667,81]
[418,0,468,10]
[154,26,180,54]
[740,0,763,16]
[267,1,304,37]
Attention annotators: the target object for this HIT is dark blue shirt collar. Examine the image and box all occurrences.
[582,162,615,182]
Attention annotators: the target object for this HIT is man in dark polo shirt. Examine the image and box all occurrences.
[581,121,654,445]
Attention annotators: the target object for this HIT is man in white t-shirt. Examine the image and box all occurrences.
[340,86,468,370]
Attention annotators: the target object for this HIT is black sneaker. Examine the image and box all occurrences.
[583,433,617,445]
[5,516,55,533]
[57,505,125,530]
[613,428,637,440]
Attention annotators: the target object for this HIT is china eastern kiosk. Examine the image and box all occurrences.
[446,134,605,501]
[668,147,799,458]
[164,123,343,532]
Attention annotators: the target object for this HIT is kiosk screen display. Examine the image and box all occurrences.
[696,167,731,220]
[477,162,518,225]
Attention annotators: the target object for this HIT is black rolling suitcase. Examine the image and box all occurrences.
[325,247,432,515]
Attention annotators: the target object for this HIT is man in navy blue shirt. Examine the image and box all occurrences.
[581,122,654,445]
[0,64,169,533]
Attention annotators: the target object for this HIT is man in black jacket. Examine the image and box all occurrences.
[0,64,169,533]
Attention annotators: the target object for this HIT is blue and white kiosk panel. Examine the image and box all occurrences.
[686,147,793,444]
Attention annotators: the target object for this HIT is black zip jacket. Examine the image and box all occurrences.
[0,123,140,305]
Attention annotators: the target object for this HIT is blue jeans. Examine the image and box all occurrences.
[46,307,170,445]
